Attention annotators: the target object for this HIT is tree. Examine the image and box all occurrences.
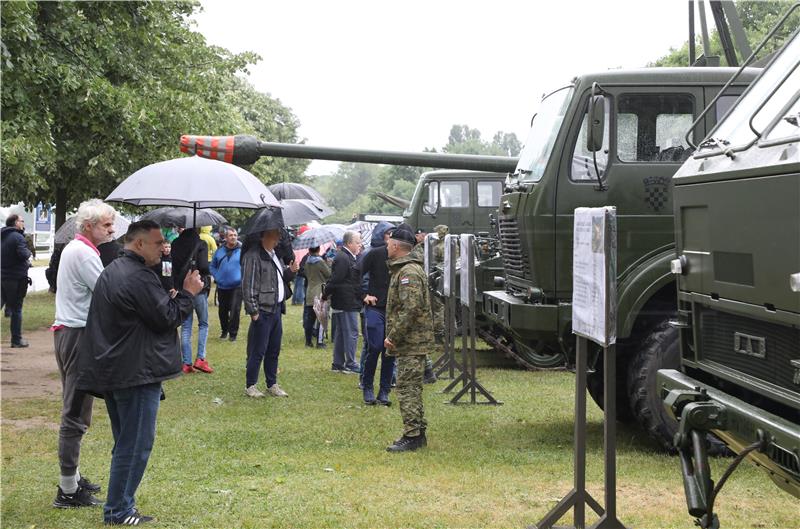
[1,1,303,228]
[444,125,521,156]
[650,1,798,67]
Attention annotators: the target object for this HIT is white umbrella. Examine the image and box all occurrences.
[106,156,280,210]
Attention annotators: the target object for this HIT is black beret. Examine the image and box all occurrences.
[390,223,416,245]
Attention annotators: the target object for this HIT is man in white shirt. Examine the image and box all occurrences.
[52,199,117,509]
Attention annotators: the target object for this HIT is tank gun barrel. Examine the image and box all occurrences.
[180,134,518,173]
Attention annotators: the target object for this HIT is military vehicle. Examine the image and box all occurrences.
[179,10,761,446]
[656,20,799,527]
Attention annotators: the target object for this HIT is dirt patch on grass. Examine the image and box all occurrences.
[1,327,61,400]
[2,416,58,431]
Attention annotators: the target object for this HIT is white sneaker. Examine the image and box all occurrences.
[267,384,288,397]
[245,385,265,398]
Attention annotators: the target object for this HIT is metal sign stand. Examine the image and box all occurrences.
[441,234,501,406]
[533,207,628,529]
[432,234,462,380]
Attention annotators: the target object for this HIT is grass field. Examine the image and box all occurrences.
[1,291,796,528]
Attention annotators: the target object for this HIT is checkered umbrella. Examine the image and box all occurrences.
[291,225,345,250]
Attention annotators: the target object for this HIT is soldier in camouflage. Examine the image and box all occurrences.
[384,224,434,452]
[430,224,448,343]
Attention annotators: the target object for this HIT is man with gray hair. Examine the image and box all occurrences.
[52,198,117,508]
[323,229,363,374]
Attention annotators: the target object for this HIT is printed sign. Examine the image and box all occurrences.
[34,203,51,232]
[443,234,456,297]
[572,207,617,346]
[460,233,475,306]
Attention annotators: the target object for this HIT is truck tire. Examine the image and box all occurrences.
[626,319,730,455]
[586,362,635,423]
[627,320,682,452]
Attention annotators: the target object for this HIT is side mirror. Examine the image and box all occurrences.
[587,94,605,152]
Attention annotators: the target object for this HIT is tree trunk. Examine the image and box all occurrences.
[55,185,67,231]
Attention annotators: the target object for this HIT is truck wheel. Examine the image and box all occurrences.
[512,339,566,370]
[626,320,730,455]
[627,320,681,452]
[586,362,635,423]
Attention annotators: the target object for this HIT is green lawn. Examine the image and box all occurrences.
[1,293,796,528]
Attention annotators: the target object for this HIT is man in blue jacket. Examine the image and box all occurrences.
[76,220,204,525]
[1,214,32,347]
[210,227,242,342]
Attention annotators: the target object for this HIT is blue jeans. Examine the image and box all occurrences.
[362,307,395,392]
[245,308,283,388]
[103,383,162,524]
[292,276,306,305]
[332,311,360,371]
[181,292,209,364]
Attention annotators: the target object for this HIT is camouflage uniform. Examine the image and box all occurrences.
[385,250,435,437]
[431,225,448,342]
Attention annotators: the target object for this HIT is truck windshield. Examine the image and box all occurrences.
[516,85,574,183]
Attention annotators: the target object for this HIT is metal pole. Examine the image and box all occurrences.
[689,0,697,65]
[590,344,627,529]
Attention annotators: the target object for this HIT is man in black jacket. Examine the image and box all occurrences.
[1,214,32,347]
[323,230,363,374]
[359,222,396,405]
[241,227,298,398]
[76,220,203,526]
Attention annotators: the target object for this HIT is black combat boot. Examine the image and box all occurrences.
[386,433,426,452]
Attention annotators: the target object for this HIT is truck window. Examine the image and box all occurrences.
[617,94,694,162]
[440,181,469,208]
[477,181,502,207]
[570,96,610,181]
[422,181,439,214]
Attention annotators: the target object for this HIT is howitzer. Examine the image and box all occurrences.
[179,134,518,173]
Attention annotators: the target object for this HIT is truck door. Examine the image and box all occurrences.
[424,179,472,233]
[553,86,702,300]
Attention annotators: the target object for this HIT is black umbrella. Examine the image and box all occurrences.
[239,207,286,237]
[278,199,335,226]
[54,215,131,244]
[141,207,227,229]
[268,182,326,203]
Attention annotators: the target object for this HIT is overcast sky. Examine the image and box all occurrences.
[194,0,700,174]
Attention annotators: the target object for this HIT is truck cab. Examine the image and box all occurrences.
[482,67,760,448]
[404,170,505,236]
[657,30,800,516]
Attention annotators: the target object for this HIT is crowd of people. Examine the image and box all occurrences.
[4,198,447,525]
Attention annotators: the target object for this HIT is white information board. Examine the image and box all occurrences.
[460,233,475,306]
[572,207,617,346]
[423,233,437,276]
[443,234,456,297]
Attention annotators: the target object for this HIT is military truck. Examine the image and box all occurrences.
[477,67,760,445]
[656,24,799,527]
[180,69,759,448]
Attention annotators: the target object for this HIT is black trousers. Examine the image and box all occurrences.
[217,287,242,337]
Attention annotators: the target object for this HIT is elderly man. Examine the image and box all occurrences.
[1,214,32,347]
[384,224,435,452]
[51,199,117,509]
[76,220,203,525]
[241,223,298,398]
[210,227,243,342]
[324,230,363,374]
